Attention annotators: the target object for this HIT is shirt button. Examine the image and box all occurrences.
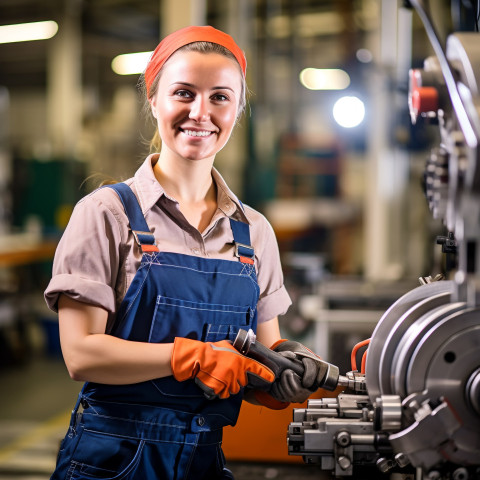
[191,248,200,255]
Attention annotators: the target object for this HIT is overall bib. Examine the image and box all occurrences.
[51,183,260,480]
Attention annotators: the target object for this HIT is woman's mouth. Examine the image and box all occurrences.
[180,128,214,138]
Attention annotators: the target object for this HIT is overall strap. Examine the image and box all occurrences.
[106,183,159,253]
[229,218,254,265]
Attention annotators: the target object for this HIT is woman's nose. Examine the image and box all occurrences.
[189,96,210,122]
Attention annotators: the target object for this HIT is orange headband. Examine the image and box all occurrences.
[144,25,247,97]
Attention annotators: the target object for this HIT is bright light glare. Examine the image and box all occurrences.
[0,20,58,44]
[333,96,365,128]
[112,51,153,75]
[356,48,373,63]
[299,68,350,90]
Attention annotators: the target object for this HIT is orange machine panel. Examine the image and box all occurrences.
[223,387,343,463]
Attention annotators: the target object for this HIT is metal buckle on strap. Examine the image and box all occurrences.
[133,230,159,253]
[234,242,254,257]
[234,242,255,264]
[132,230,155,247]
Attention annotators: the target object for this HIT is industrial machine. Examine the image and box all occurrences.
[285,1,480,479]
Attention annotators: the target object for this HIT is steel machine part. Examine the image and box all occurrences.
[287,1,480,479]
[288,283,480,479]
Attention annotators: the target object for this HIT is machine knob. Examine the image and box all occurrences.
[408,68,440,123]
[411,86,439,115]
[374,395,402,432]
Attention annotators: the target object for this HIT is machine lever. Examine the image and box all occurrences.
[233,328,340,392]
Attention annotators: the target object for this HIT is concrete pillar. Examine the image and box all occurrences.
[161,0,206,35]
[363,0,412,281]
[215,0,252,194]
[0,87,11,234]
[46,0,82,159]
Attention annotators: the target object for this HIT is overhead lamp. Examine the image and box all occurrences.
[333,96,365,128]
[356,48,373,64]
[112,51,153,76]
[299,68,350,91]
[0,20,58,44]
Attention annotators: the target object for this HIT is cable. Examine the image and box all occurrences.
[361,349,368,374]
[350,339,370,372]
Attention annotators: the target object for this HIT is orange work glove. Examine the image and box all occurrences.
[171,337,275,400]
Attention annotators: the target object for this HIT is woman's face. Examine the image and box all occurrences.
[150,50,243,163]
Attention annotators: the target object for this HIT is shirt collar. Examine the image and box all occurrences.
[211,168,250,224]
[133,154,165,213]
[134,154,250,225]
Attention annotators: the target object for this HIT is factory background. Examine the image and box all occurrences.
[0,0,462,478]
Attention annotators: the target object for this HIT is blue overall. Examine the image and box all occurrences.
[51,183,259,480]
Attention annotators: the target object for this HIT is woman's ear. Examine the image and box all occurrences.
[149,98,158,119]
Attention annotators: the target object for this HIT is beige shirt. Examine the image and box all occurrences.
[45,154,291,331]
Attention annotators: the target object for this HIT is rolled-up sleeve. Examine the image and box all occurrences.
[44,192,123,313]
[256,283,291,324]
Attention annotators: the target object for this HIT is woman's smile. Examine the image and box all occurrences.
[179,128,215,138]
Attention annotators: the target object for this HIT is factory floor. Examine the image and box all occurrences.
[0,352,329,480]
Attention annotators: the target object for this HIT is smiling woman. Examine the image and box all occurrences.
[149,51,242,166]
[44,25,323,480]
[144,35,248,154]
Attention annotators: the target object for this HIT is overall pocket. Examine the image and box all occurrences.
[148,295,253,344]
[68,429,144,480]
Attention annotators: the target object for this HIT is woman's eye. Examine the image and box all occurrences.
[212,93,229,102]
[174,90,193,98]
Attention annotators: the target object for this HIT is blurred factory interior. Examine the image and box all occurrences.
[0,0,470,478]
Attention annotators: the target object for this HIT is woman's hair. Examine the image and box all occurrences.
[139,41,248,153]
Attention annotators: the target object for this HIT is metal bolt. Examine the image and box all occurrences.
[394,452,410,468]
[427,471,441,480]
[361,407,369,421]
[453,468,468,480]
[336,431,351,447]
[337,455,352,470]
[407,399,420,412]
[376,457,395,473]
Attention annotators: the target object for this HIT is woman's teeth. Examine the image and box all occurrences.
[183,130,212,137]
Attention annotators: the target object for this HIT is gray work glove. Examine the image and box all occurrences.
[269,340,328,404]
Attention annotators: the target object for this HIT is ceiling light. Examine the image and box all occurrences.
[0,20,58,44]
[356,48,373,63]
[112,51,153,75]
[299,68,350,90]
[333,96,365,128]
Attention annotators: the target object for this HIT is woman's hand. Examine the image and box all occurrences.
[171,338,274,399]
